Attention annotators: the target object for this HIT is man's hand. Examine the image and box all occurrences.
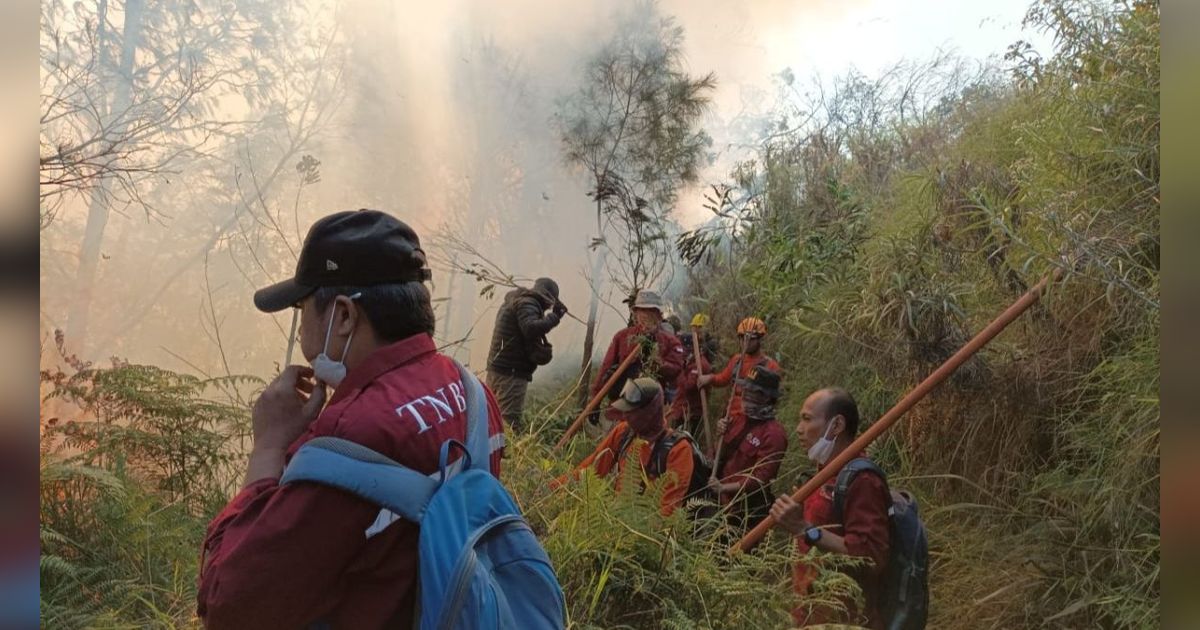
[697,373,714,388]
[253,365,326,451]
[553,301,568,317]
[716,416,731,435]
[243,366,327,486]
[769,494,810,536]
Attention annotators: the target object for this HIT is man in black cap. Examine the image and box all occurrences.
[197,209,507,629]
[708,365,788,532]
[485,277,567,430]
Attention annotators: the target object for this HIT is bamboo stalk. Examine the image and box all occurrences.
[690,326,712,448]
[710,333,750,481]
[729,269,1063,554]
[554,349,640,451]
[283,308,299,366]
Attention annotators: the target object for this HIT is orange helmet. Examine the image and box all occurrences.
[736,317,767,336]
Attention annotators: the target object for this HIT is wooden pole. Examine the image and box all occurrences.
[690,326,713,448]
[710,333,750,481]
[730,269,1063,554]
[283,308,300,367]
[554,349,640,451]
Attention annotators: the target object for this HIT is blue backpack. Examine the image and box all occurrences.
[281,362,566,630]
[833,458,929,630]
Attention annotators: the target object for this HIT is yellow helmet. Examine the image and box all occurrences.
[689,313,710,328]
[736,317,767,336]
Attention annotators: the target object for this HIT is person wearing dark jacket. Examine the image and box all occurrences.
[486,277,566,430]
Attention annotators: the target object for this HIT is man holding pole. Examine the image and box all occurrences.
[588,290,684,427]
[769,388,890,629]
[698,317,780,461]
[666,330,712,438]
[707,366,788,532]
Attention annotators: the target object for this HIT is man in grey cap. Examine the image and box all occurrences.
[554,377,706,517]
[588,289,684,427]
[485,277,567,430]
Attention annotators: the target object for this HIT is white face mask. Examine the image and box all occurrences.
[311,294,359,387]
[806,417,838,465]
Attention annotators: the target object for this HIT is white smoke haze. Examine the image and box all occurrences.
[39,0,1048,390]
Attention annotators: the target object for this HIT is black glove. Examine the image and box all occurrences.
[553,301,568,317]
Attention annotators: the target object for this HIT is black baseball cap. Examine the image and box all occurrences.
[253,209,432,313]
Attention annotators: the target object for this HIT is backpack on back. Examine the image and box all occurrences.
[833,458,930,630]
[280,362,565,630]
[614,428,715,506]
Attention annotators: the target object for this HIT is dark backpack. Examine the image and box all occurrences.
[615,428,714,507]
[833,458,929,630]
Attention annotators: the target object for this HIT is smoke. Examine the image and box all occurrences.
[38,0,1044,390]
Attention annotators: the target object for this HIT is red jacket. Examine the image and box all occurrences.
[197,334,505,630]
[710,353,781,446]
[715,418,787,500]
[666,351,712,428]
[591,325,684,397]
[558,422,695,516]
[791,456,891,629]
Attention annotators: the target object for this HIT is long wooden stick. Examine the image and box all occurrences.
[710,334,750,481]
[554,349,640,451]
[730,270,1062,554]
[690,326,713,448]
[283,308,300,366]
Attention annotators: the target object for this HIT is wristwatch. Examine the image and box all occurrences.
[803,526,822,546]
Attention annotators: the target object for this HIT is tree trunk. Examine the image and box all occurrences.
[576,244,606,409]
[66,0,144,357]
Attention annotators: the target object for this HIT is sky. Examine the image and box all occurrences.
[662,0,1053,225]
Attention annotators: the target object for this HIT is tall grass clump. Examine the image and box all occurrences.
[676,1,1158,627]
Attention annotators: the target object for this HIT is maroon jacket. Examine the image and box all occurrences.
[715,417,788,499]
[791,455,891,629]
[591,325,684,397]
[198,334,505,629]
[710,353,782,439]
[667,351,712,428]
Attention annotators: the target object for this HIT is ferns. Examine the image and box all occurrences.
[40,359,255,629]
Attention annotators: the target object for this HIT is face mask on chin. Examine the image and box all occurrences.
[310,293,360,387]
[806,417,838,465]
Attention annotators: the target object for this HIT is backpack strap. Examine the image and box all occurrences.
[281,436,439,523]
[453,361,492,472]
[648,432,683,478]
[281,360,492,521]
[832,457,888,521]
[613,424,636,467]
